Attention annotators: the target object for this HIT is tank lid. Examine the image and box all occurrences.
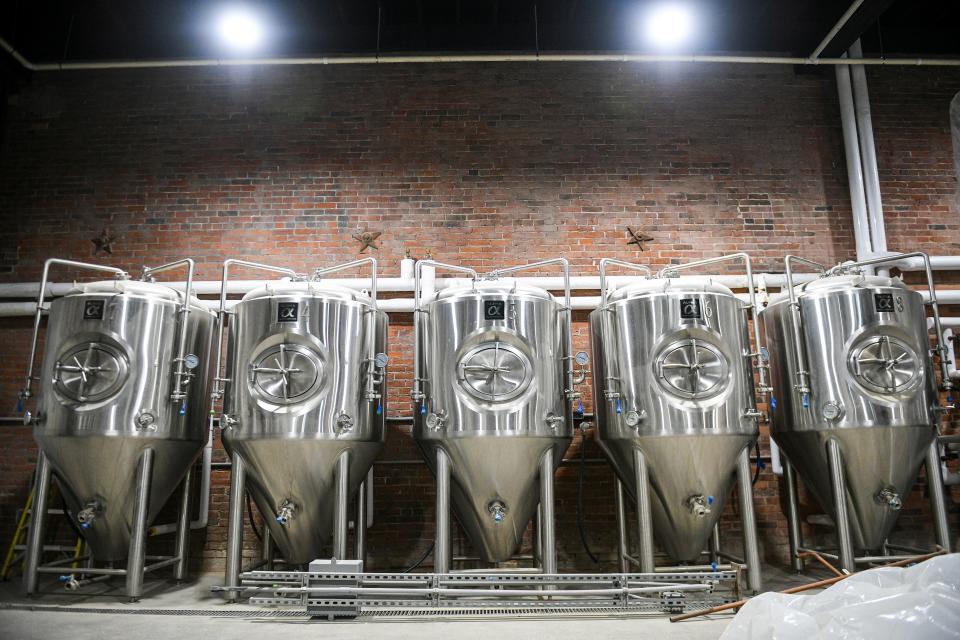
[768,274,908,304]
[432,279,555,302]
[242,280,374,305]
[66,280,211,312]
[607,276,735,302]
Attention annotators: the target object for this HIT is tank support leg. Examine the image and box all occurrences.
[540,448,557,574]
[826,439,855,573]
[737,446,763,593]
[925,440,952,552]
[534,505,543,569]
[614,479,629,574]
[332,450,351,559]
[126,447,155,602]
[261,526,273,570]
[435,448,451,574]
[173,466,193,582]
[633,449,656,573]
[355,478,367,566]
[784,457,805,572]
[224,452,246,602]
[24,451,53,596]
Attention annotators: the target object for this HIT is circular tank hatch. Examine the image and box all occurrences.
[249,343,322,404]
[849,335,919,394]
[54,342,129,403]
[656,339,728,399]
[457,341,532,403]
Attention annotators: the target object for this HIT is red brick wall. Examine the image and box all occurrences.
[0,62,958,574]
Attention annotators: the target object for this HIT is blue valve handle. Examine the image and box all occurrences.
[420,402,427,415]
[58,575,71,583]
[576,399,584,415]
[15,397,23,413]
[376,403,383,416]
[179,402,187,416]
[615,398,622,415]
[710,562,718,573]
[80,522,90,529]
[770,396,777,410]
[707,495,714,506]
[802,393,810,409]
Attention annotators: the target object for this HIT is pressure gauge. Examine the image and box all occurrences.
[375,353,389,368]
[624,410,642,427]
[821,402,844,421]
[575,351,590,366]
[184,353,200,370]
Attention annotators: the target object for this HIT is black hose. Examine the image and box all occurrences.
[576,424,600,565]
[752,440,762,486]
[246,492,263,543]
[401,541,435,573]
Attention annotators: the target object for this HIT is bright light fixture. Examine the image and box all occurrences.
[643,3,695,49]
[215,6,265,53]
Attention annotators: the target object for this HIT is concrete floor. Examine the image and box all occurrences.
[0,565,819,640]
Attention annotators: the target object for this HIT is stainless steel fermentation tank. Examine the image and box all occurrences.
[761,252,954,573]
[219,259,387,598]
[21,258,214,601]
[412,259,580,573]
[590,254,764,592]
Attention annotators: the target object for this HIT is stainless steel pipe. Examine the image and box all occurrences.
[224,452,247,602]
[125,447,155,601]
[826,439,856,573]
[633,449,655,573]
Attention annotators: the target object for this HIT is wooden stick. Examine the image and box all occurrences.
[669,548,946,623]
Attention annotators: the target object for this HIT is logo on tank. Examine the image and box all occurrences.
[277,302,299,323]
[874,293,896,313]
[680,299,702,319]
[484,301,506,320]
[83,300,105,320]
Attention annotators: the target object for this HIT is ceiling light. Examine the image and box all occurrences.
[215,6,265,53]
[643,3,695,50]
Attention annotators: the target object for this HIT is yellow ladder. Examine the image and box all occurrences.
[1,488,84,579]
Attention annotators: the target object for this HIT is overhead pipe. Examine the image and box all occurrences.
[810,0,866,60]
[3,36,960,73]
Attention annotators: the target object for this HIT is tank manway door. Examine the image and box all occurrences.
[457,341,532,402]
[656,339,728,399]
[54,342,129,403]
[249,343,323,404]
[849,335,919,394]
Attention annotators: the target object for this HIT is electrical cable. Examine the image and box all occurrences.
[577,424,600,565]
[752,440,763,486]
[401,541,434,573]
[246,492,263,543]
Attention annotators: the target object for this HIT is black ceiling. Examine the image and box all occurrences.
[1,0,959,65]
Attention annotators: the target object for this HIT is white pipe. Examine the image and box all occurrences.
[810,0,866,60]
[3,37,960,73]
[849,40,889,263]
[770,439,784,476]
[836,61,874,270]
[886,255,960,272]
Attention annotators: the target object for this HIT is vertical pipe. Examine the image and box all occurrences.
[925,440,952,552]
[540,448,558,575]
[24,452,53,595]
[332,450,351,560]
[534,504,543,569]
[709,524,721,567]
[633,449,655,573]
[261,526,273,571]
[737,447,763,593]
[835,62,874,268]
[434,448,451,574]
[784,457,805,572]
[355,480,367,567]
[826,439,855,573]
[540,447,557,573]
[614,480,629,573]
[173,467,193,582]
[126,448,155,602]
[849,39,888,259]
[224,452,246,602]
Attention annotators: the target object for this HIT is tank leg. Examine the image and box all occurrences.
[633,449,655,573]
[355,479,367,567]
[925,440,952,552]
[614,479,629,573]
[224,452,246,603]
[126,448,155,602]
[534,505,543,569]
[783,457,805,572]
[737,446,763,593]
[173,466,193,582]
[435,448,451,574]
[24,451,53,596]
[540,448,557,574]
[332,450,351,559]
[826,439,855,573]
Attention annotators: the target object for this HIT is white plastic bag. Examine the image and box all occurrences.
[720,553,960,640]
